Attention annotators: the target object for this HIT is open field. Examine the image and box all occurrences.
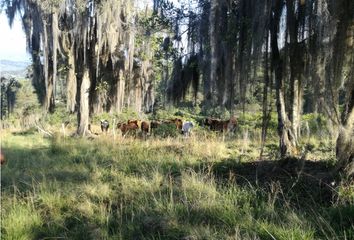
[1,130,353,240]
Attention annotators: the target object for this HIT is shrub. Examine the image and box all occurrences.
[45,103,75,126]
[153,123,180,138]
[203,106,230,119]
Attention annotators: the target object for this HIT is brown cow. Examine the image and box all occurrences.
[141,121,150,135]
[164,118,183,130]
[117,122,139,136]
[227,116,237,133]
[205,117,237,133]
[150,120,161,129]
[127,119,139,125]
[174,118,183,130]
[205,117,222,131]
[150,120,161,135]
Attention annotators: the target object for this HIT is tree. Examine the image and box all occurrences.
[334,0,354,177]
[0,77,21,120]
[3,0,158,134]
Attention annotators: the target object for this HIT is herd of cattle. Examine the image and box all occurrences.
[97,117,238,137]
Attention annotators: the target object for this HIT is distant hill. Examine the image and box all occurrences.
[0,59,30,78]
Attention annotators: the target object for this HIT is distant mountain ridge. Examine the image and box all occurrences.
[0,59,30,78]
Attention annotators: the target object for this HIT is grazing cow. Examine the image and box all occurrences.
[150,120,161,135]
[182,121,194,137]
[164,118,183,130]
[205,117,237,133]
[117,122,139,136]
[100,120,109,133]
[227,116,237,133]
[150,120,161,129]
[174,118,183,130]
[141,121,150,134]
[204,117,223,131]
[127,119,139,126]
[204,117,214,129]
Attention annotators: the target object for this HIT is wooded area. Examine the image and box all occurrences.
[1,1,354,239]
[2,0,353,176]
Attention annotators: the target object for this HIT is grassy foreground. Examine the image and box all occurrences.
[1,131,353,240]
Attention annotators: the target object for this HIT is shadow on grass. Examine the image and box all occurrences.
[210,157,337,206]
[1,138,352,240]
[1,146,91,188]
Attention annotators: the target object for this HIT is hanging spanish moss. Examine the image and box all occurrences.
[3,0,354,170]
[152,0,353,160]
[167,54,199,103]
[4,0,158,133]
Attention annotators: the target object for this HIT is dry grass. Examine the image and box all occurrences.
[1,130,353,239]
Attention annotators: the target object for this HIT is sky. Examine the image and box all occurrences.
[0,11,30,62]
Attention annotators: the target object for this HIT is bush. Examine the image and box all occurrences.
[152,107,180,121]
[92,112,117,125]
[203,106,230,119]
[91,108,148,127]
[153,123,180,138]
[45,104,75,126]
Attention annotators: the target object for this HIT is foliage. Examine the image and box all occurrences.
[153,123,179,138]
[0,77,21,119]
[1,79,41,128]
[302,113,329,136]
[202,106,231,120]
[44,103,76,126]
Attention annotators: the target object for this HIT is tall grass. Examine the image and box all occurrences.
[1,131,352,239]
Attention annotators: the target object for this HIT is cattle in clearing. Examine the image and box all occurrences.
[100,120,109,133]
[117,121,139,136]
[182,121,194,137]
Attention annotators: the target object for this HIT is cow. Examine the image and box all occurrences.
[100,120,109,133]
[150,120,161,135]
[127,119,139,126]
[182,121,194,137]
[204,117,223,131]
[205,117,237,133]
[227,116,237,133]
[164,118,183,130]
[173,118,183,130]
[150,120,161,129]
[141,121,150,135]
[117,121,139,136]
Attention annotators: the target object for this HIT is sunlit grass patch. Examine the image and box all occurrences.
[2,203,43,240]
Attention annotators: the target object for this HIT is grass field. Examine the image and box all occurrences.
[1,130,353,239]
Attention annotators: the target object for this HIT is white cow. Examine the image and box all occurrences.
[182,121,194,137]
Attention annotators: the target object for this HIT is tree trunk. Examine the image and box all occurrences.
[271,0,297,158]
[114,68,125,113]
[77,68,91,136]
[52,11,59,105]
[260,30,271,158]
[336,79,354,177]
[286,0,304,148]
[208,0,219,106]
[66,47,77,113]
[43,18,55,113]
[336,2,354,176]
